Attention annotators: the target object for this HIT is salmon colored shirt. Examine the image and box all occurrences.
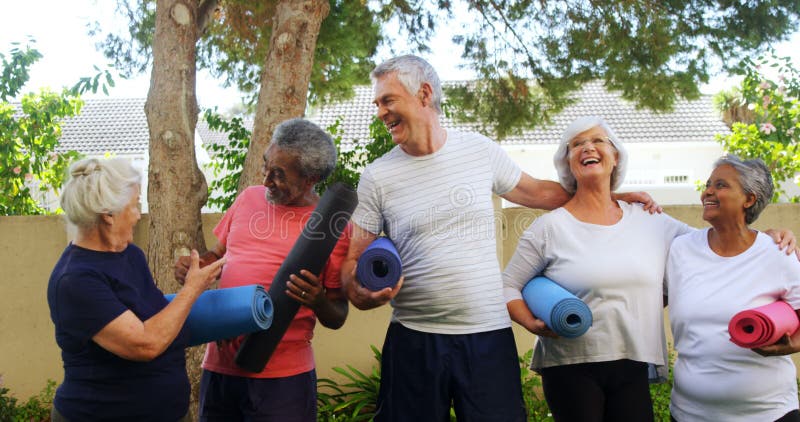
[202,186,349,378]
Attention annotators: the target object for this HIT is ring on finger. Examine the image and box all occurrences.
[301,290,306,298]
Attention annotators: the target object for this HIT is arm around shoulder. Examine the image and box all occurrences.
[501,172,570,211]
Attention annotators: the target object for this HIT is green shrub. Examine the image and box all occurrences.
[317,345,381,421]
[0,378,56,422]
[518,349,553,421]
[649,357,674,421]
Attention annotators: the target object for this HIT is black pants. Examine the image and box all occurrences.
[539,359,653,422]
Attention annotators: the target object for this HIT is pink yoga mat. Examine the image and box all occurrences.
[728,301,800,348]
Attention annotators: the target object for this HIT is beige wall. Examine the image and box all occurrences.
[3,205,800,399]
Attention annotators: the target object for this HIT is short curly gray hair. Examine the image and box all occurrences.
[713,155,774,224]
[270,118,337,182]
[371,55,443,115]
[60,158,142,228]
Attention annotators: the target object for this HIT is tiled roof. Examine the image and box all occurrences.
[57,98,149,155]
[306,80,729,146]
[40,80,726,156]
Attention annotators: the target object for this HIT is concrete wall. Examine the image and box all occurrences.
[2,205,800,399]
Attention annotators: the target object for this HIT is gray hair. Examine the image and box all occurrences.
[60,157,142,228]
[553,116,629,193]
[713,155,774,224]
[371,55,443,115]
[271,118,336,181]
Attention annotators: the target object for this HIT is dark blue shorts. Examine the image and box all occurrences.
[375,322,526,422]
[198,369,317,422]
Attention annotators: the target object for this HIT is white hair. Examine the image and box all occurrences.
[553,116,628,193]
[371,55,444,115]
[60,157,142,228]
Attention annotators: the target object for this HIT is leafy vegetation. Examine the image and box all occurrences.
[0,378,56,422]
[714,53,800,202]
[202,110,395,211]
[317,345,382,421]
[0,42,82,215]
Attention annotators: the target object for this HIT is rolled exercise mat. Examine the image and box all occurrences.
[521,276,593,338]
[356,237,402,291]
[728,301,800,348]
[235,182,358,373]
[166,284,273,347]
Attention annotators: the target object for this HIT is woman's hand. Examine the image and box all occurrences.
[183,250,225,292]
[753,333,800,357]
[526,317,559,338]
[507,299,559,338]
[763,228,799,259]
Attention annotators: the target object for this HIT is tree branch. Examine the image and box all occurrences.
[197,0,219,37]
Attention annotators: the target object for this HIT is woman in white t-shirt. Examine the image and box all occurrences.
[503,116,691,421]
[503,117,796,422]
[666,155,800,422]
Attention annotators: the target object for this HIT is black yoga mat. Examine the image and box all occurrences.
[234,182,358,373]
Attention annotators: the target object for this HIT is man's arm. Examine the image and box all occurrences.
[501,172,571,211]
[341,224,403,310]
[612,191,663,214]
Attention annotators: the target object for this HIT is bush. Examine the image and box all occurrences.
[0,378,56,422]
[317,345,381,421]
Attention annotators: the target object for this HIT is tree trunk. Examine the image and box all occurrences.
[145,0,208,419]
[238,0,331,189]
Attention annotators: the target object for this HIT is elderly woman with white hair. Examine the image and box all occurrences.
[666,156,800,422]
[47,157,225,422]
[502,117,796,421]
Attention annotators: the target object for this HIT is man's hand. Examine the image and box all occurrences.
[344,265,403,310]
[613,191,662,214]
[286,270,326,308]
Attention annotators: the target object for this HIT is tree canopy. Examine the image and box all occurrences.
[97,0,382,107]
[98,1,800,138]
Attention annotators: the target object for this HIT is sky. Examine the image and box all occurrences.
[2,0,799,112]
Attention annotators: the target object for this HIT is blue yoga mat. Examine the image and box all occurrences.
[521,276,592,338]
[357,237,402,291]
[166,285,274,347]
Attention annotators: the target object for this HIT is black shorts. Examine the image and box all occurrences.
[198,369,317,422]
[374,322,526,422]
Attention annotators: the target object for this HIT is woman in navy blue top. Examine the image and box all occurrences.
[47,158,225,422]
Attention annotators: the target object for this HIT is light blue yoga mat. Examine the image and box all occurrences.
[521,276,592,338]
[357,237,402,291]
[166,284,274,347]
